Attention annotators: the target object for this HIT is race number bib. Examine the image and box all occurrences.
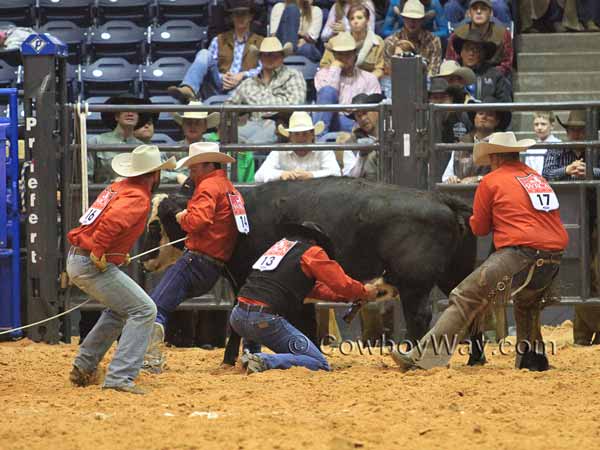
[252,239,297,271]
[516,173,559,212]
[228,192,250,234]
[79,188,117,225]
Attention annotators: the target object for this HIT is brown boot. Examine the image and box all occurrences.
[167,85,196,104]
[585,20,600,32]
[69,365,99,387]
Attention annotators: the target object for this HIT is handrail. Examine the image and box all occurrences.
[431,100,600,113]
[435,140,600,152]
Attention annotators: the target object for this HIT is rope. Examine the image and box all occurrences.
[19,160,32,213]
[78,102,89,213]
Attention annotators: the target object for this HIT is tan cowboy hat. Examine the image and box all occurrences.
[473,132,536,166]
[401,0,426,19]
[277,112,325,137]
[172,101,220,129]
[111,145,176,177]
[557,110,586,129]
[248,36,293,58]
[433,60,476,85]
[325,32,357,52]
[176,142,235,169]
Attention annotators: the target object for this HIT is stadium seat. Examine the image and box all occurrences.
[0,60,18,89]
[0,21,16,28]
[141,57,189,97]
[96,0,153,27]
[0,0,35,28]
[284,55,318,102]
[204,94,231,105]
[83,96,110,133]
[149,95,181,139]
[157,0,210,26]
[0,50,21,67]
[38,0,94,28]
[150,20,207,63]
[39,21,86,65]
[81,57,140,97]
[150,133,175,144]
[89,20,147,65]
[65,63,80,101]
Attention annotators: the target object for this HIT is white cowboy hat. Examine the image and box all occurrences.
[176,141,235,169]
[401,0,426,19]
[111,145,176,177]
[433,60,477,85]
[277,112,325,137]
[172,101,220,129]
[248,36,293,58]
[325,32,357,52]
[473,132,536,166]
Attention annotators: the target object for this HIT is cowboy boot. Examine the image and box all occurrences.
[167,85,196,104]
[584,20,600,32]
[573,304,593,345]
[561,0,584,31]
[143,322,166,373]
[69,365,100,387]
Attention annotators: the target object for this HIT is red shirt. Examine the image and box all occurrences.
[67,177,152,264]
[240,245,368,305]
[470,161,569,251]
[179,169,241,261]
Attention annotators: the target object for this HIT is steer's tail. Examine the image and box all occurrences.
[435,192,478,296]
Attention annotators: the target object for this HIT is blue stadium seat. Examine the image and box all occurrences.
[141,57,189,97]
[157,0,210,26]
[0,0,35,27]
[0,21,16,28]
[39,20,86,65]
[150,133,175,145]
[149,95,181,139]
[0,49,21,67]
[82,57,140,97]
[65,63,80,101]
[204,94,231,105]
[284,55,318,102]
[0,60,18,89]
[38,0,94,28]
[96,0,153,27]
[89,20,147,65]
[150,20,207,63]
[83,96,110,133]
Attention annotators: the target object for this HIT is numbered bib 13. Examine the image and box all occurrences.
[252,239,297,271]
[228,192,250,234]
[516,173,559,212]
[79,188,117,225]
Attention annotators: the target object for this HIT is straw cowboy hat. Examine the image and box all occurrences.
[277,112,325,137]
[473,132,536,166]
[248,37,293,58]
[172,101,220,129]
[111,145,176,177]
[433,60,477,85]
[453,29,497,62]
[557,110,586,129]
[176,142,235,169]
[325,32,357,52]
[101,95,154,130]
[400,0,426,19]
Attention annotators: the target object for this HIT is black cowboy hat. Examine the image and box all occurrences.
[469,0,493,8]
[101,95,154,130]
[452,29,497,63]
[429,78,466,104]
[225,0,254,14]
[467,97,512,132]
[346,92,386,120]
[280,221,336,259]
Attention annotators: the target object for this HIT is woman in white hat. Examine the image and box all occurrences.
[393,132,569,373]
[254,111,341,183]
[66,145,176,395]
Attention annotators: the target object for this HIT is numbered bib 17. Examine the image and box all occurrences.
[79,188,117,225]
[228,192,250,234]
[516,173,559,212]
[252,239,297,271]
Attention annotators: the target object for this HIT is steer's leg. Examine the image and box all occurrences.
[222,325,242,366]
[397,284,433,343]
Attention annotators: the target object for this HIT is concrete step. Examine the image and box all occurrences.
[515,71,600,92]
[517,52,600,72]
[514,90,600,102]
[516,32,600,53]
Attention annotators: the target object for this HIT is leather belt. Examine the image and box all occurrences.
[237,301,273,314]
[518,246,563,265]
[69,246,90,257]
[186,250,225,268]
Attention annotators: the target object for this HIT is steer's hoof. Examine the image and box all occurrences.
[467,352,487,367]
[517,351,550,372]
[390,350,418,372]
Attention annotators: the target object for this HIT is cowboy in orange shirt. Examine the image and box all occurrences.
[393,132,569,372]
[144,142,248,372]
[67,145,176,395]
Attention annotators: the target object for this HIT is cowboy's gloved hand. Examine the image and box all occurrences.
[123,253,131,266]
[90,252,108,272]
[148,220,162,241]
[175,209,187,224]
[158,197,183,220]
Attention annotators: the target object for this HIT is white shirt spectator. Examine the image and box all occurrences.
[270,3,323,42]
[524,134,561,175]
[254,150,341,183]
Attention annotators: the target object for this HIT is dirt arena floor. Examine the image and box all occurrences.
[2,322,600,450]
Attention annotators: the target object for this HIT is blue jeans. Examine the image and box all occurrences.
[67,253,157,388]
[296,42,322,63]
[151,250,221,326]
[276,4,301,49]
[313,86,355,135]
[229,305,330,371]
[181,49,224,95]
[445,0,512,26]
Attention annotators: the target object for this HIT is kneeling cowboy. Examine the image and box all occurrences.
[393,132,569,372]
[230,222,378,373]
[67,145,176,394]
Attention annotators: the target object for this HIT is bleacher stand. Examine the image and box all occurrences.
[156,0,210,26]
[149,94,182,139]
[283,55,319,102]
[84,96,111,134]
[39,20,86,65]
[96,0,153,26]
[89,20,147,64]
[142,57,190,96]
[0,0,35,27]
[0,60,18,89]
[82,57,140,97]
[38,0,94,28]
[150,20,207,62]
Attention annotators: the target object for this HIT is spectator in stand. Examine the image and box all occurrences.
[270,0,324,63]
[167,2,264,103]
[519,0,565,32]
[523,112,561,174]
[321,4,385,78]
[446,0,513,77]
[442,105,511,183]
[568,0,600,31]
[0,26,37,51]
[321,0,376,42]
[444,0,512,26]
[452,29,512,102]
[173,101,221,146]
[381,0,449,40]
[542,110,600,180]
[227,37,307,144]
[433,59,477,102]
[429,77,471,144]
[208,0,268,41]
[314,32,381,134]
[254,112,341,182]
[383,0,442,76]
[380,39,417,98]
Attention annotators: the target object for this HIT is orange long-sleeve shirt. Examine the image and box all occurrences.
[67,177,152,265]
[469,160,568,251]
[179,169,241,261]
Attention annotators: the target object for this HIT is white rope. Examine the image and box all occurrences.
[79,102,89,213]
